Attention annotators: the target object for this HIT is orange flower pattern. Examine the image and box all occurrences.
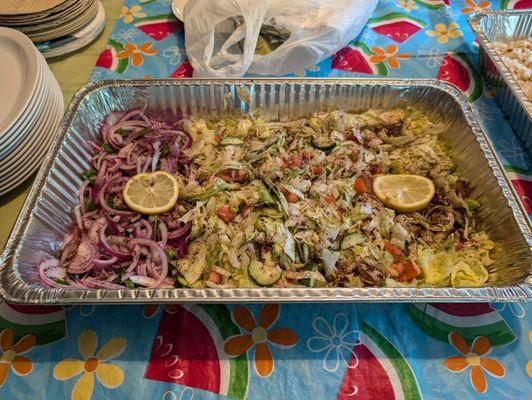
[444,332,505,394]
[461,0,490,14]
[224,304,297,377]
[117,43,158,67]
[0,329,36,387]
[370,45,411,69]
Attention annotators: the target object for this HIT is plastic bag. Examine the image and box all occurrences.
[184,0,378,77]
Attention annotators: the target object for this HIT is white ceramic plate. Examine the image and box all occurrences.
[0,57,47,153]
[0,123,58,195]
[0,80,63,192]
[0,77,62,170]
[0,80,54,174]
[0,27,39,137]
[0,67,62,177]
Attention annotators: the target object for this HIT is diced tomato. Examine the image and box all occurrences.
[241,204,251,217]
[385,241,404,259]
[209,270,221,283]
[391,262,405,273]
[345,132,356,141]
[276,277,295,286]
[301,150,313,161]
[337,207,344,217]
[392,261,419,283]
[285,192,299,203]
[217,205,234,222]
[290,155,303,168]
[354,178,367,194]
[370,164,381,175]
[325,194,335,204]
[213,135,221,143]
[311,166,323,175]
[234,169,247,182]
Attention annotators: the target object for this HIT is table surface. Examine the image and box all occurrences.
[0,1,531,400]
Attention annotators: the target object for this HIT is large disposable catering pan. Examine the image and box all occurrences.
[0,78,531,304]
[468,10,532,153]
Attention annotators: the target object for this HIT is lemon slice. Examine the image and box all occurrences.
[373,174,435,212]
[123,171,179,214]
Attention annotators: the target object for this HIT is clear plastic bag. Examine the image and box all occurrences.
[184,0,378,77]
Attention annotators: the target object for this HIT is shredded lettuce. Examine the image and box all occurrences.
[321,249,339,276]
[185,179,231,201]
[451,258,488,287]
[170,110,495,289]
[418,249,489,287]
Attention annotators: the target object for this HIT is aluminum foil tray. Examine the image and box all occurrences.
[1,79,531,304]
[468,10,532,153]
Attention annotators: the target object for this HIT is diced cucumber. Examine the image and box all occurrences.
[297,242,309,263]
[260,175,289,218]
[249,259,282,286]
[220,137,244,146]
[175,276,190,288]
[175,275,202,288]
[312,136,336,152]
[257,182,275,205]
[340,232,366,250]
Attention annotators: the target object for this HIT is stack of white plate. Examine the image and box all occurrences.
[0,0,105,58]
[0,27,63,196]
[36,2,105,59]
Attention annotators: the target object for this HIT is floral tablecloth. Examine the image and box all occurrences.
[0,1,531,399]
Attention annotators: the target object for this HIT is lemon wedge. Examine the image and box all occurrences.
[123,171,179,214]
[373,174,435,212]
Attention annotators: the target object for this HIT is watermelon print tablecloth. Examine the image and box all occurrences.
[1,1,531,399]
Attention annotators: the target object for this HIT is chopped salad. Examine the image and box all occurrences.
[40,107,495,289]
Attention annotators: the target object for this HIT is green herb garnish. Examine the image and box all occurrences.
[106,195,115,208]
[466,198,480,211]
[139,128,154,136]
[153,218,160,241]
[102,143,114,154]
[82,170,96,183]
[166,249,177,260]
[116,128,131,136]
[85,198,97,212]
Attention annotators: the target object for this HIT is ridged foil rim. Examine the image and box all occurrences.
[0,78,530,304]
[468,10,532,118]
